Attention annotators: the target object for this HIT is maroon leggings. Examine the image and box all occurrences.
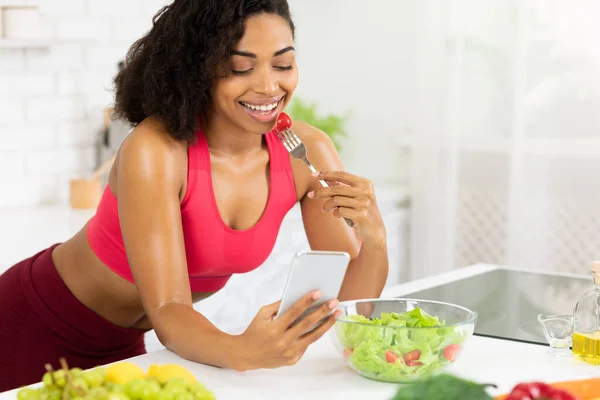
[0,245,147,393]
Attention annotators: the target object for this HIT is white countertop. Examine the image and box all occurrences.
[1,264,596,399]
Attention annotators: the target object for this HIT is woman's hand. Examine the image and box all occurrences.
[234,291,341,371]
[307,171,386,245]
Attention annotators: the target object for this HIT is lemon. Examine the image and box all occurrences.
[105,362,146,385]
[147,364,197,384]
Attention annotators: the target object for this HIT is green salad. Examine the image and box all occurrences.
[335,308,469,383]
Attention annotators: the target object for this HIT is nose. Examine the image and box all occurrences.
[254,66,279,95]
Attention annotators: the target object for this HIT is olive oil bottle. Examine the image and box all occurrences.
[573,261,600,365]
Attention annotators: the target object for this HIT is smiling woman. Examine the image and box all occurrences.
[0,0,389,393]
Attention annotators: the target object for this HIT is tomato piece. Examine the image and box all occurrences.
[443,344,462,362]
[402,350,421,363]
[406,361,423,367]
[276,112,292,131]
[343,349,353,359]
[385,350,398,363]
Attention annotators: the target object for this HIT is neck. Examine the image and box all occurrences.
[203,112,264,157]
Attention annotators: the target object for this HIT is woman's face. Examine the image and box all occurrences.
[211,13,298,134]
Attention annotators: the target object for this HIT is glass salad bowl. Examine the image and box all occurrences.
[332,298,477,383]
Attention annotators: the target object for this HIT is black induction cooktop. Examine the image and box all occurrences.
[399,269,591,345]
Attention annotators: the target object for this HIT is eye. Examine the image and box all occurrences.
[275,65,293,71]
[231,68,252,76]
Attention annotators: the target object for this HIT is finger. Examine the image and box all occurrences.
[277,290,322,328]
[298,310,342,346]
[332,207,368,223]
[285,299,339,340]
[308,185,364,200]
[322,196,365,213]
[257,300,282,319]
[313,171,370,188]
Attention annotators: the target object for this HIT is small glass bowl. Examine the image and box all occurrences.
[537,314,573,357]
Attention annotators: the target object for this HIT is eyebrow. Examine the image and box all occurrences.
[231,46,295,59]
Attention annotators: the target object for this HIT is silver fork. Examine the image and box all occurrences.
[276,127,355,228]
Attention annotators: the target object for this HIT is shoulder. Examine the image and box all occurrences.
[113,116,189,195]
[120,116,188,160]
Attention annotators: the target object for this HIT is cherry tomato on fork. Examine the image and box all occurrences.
[276,111,292,131]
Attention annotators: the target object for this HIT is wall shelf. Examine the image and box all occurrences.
[0,39,49,49]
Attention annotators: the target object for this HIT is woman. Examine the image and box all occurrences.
[0,0,388,392]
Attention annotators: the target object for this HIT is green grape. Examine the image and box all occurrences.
[17,387,41,400]
[107,393,131,400]
[164,377,186,388]
[88,386,109,400]
[83,367,106,388]
[155,390,174,400]
[163,377,187,396]
[42,372,54,388]
[139,381,160,400]
[125,378,147,400]
[40,388,61,400]
[70,367,84,377]
[67,377,89,398]
[110,384,126,393]
[187,382,215,400]
[177,392,193,400]
[52,370,66,388]
[188,382,215,400]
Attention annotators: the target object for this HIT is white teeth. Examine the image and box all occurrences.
[241,100,279,112]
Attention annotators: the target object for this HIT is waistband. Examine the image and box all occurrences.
[20,244,147,356]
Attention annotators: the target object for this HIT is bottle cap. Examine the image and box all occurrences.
[592,261,600,273]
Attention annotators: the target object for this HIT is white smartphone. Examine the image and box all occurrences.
[276,250,351,329]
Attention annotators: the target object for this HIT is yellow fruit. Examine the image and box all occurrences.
[147,364,197,384]
[105,362,146,384]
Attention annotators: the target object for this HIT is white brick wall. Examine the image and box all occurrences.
[0,0,163,207]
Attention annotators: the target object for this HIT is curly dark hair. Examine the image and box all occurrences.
[113,0,295,143]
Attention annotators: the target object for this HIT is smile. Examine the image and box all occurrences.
[238,96,285,124]
[239,98,282,113]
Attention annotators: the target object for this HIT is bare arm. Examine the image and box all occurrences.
[115,120,238,369]
[292,121,389,301]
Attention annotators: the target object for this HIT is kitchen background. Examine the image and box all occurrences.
[1,0,599,350]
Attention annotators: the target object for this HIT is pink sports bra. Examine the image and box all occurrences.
[86,126,297,292]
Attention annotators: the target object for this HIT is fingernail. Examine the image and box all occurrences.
[329,300,339,309]
[312,290,322,300]
[307,191,314,198]
[334,310,342,319]
[311,172,320,177]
